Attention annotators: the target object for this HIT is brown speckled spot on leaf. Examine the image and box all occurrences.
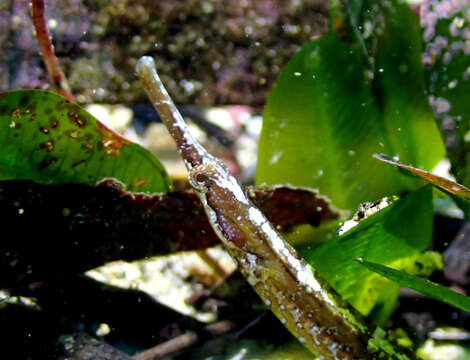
[72,160,86,168]
[39,140,54,152]
[56,101,68,110]
[40,127,49,134]
[11,109,21,119]
[67,110,87,128]
[50,117,59,128]
[66,130,80,139]
[82,143,94,151]
[38,157,58,171]
[96,121,131,156]
[131,178,148,188]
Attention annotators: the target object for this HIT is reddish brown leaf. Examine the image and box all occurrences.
[0,179,338,288]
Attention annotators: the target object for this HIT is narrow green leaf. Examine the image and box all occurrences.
[0,90,170,193]
[374,152,470,221]
[357,258,470,314]
[374,153,470,199]
[298,187,433,316]
[374,153,470,236]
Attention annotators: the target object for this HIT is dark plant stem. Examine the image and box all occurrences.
[31,0,74,101]
[132,320,236,360]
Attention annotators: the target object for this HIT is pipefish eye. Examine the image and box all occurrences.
[195,171,210,185]
[189,164,216,191]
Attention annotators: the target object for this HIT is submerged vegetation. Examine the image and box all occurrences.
[1,0,470,359]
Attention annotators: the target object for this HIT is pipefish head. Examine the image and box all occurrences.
[189,161,223,193]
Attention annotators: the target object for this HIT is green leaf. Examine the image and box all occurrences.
[256,35,408,212]
[0,90,170,193]
[374,153,470,199]
[256,0,444,212]
[298,186,433,316]
[328,0,368,55]
[373,1,445,171]
[374,153,470,220]
[451,195,470,221]
[357,258,470,314]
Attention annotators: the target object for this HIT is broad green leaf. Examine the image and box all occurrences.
[298,187,433,316]
[328,0,368,56]
[256,35,408,212]
[256,0,444,212]
[373,1,445,170]
[329,0,445,170]
[0,90,170,193]
[367,279,400,326]
[357,258,470,313]
[421,1,470,187]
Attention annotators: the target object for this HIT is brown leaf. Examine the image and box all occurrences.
[0,179,338,288]
[374,153,470,199]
